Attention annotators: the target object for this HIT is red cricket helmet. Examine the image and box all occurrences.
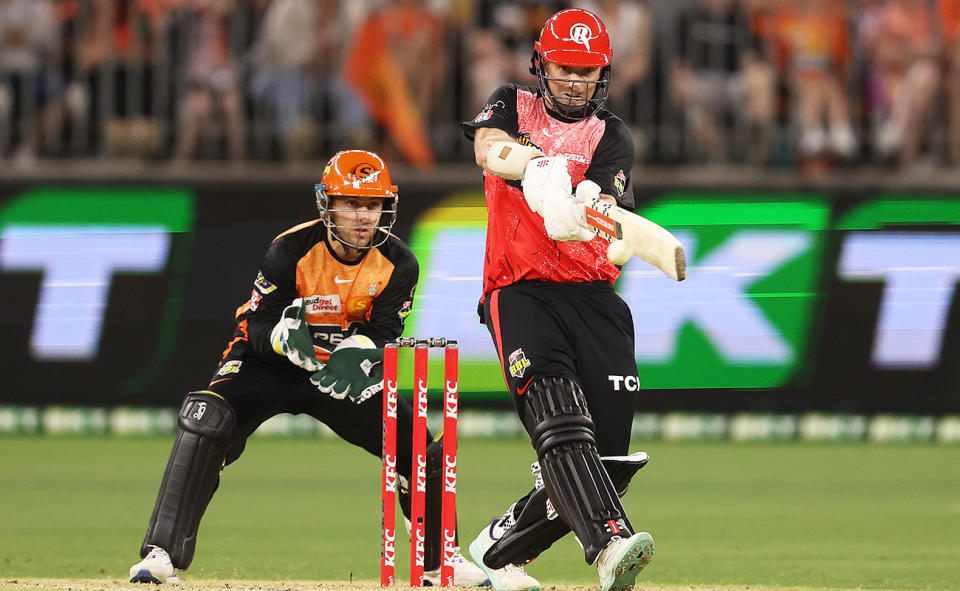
[535,8,612,68]
[530,8,613,121]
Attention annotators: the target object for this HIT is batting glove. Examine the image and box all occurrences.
[522,156,571,215]
[541,189,595,242]
[575,179,601,204]
[270,298,323,372]
[310,335,384,404]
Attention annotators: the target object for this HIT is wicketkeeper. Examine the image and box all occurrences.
[460,9,655,591]
[129,150,487,586]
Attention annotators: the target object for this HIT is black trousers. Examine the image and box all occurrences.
[483,280,639,456]
[206,356,422,479]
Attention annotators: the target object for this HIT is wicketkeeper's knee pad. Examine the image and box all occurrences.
[140,391,236,569]
[483,453,649,569]
[521,377,633,564]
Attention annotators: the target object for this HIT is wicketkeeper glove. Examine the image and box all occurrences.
[310,335,384,404]
[270,298,323,372]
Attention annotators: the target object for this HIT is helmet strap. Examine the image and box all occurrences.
[322,196,397,256]
[532,53,611,122]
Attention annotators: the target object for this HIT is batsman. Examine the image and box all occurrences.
[460,9,655,591]
[128,150,487,586]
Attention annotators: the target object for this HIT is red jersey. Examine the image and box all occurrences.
[462,84,635,298]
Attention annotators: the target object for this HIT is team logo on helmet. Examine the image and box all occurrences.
[566,23,595,51]
[353,162,382,183]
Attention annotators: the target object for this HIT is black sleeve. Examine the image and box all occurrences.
[460,83,519,141]
[357,247,419,347]
[244,238,301,355]
[584,117,635,210]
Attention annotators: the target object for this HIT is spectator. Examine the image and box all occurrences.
[0,0,62,167]
[308,0,373,156]
[342,0,446,168]
[593,0,652,102]
[247,0,319,162]
[670,0,775,163]
[70,0,170,159]
[938,0,960,165]
[465,1,559,114]
[170,0,245,163]
[861,0,941,167]
[582,0,653,161]
[769,0,857,161]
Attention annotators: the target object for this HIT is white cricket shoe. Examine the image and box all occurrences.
[129,545,180,584]
[468,518,541,591]
[597,532,654,591]
[423,545,491,586]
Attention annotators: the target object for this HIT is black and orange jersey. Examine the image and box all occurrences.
[219,219,418,370]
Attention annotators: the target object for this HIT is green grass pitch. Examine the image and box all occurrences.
[1,436,958,590]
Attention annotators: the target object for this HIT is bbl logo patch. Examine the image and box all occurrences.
[508,348,531,379]
[614,169,626,197]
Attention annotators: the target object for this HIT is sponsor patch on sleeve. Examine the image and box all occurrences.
[254,271,277,294]
[473,100,505,123]
[397,284,416,322]
[517,132,544,153]
[217,360,242,376]
[249,289,262,311]
[614,169,626,197]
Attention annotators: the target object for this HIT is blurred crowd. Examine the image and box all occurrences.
[2,0,960,173]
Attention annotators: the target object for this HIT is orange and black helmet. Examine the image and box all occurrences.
[314,150,398,249]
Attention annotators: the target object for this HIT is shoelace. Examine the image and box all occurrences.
[503,562,532,576]
[449,546,468,564]
[147,546,168,560]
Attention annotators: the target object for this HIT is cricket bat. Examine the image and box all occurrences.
[582,196,686,281]
[484,140,686,280]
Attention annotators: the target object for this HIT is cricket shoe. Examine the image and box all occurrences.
[596,532,655,591]
[423,546,491,586]
[468,517,540,591]
[129,545,180,584]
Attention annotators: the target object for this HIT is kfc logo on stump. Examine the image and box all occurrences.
[382,527,396,568]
